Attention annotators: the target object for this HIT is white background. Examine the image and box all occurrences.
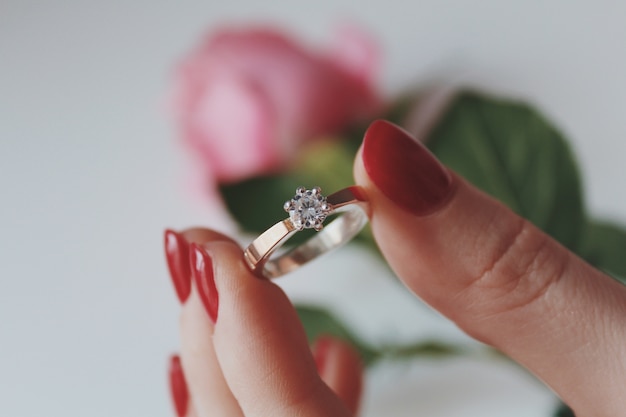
[1,1,625,416]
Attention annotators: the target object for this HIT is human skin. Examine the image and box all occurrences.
[164,120,626,417]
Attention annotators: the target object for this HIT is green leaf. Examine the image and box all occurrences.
[219,135,378,251]
[427,92,585,251]
[376,340,466,360]
[553,402,575,417]
[220,139,358,235]
[296,305,487,366]
[295,304,379,366]
[221,174,304,234]
[579,221,626,283]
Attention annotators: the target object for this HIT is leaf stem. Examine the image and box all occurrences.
[370,340,506,363]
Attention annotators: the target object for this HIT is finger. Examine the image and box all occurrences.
[312,337,363,415]
[168,355,190,417]
[179,289,244,417]
[173,229,244,417]
[353,120,626,416]
[165,228,236,304]
[190,240,352,417]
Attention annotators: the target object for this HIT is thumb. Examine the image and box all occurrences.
[354,120,626,416]
[189,240,352,417]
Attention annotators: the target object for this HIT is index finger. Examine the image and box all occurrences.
[354,120,626,416]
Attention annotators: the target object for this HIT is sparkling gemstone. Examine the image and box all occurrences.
[284,187,331,231]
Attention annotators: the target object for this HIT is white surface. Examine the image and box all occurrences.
[1,1,625,416]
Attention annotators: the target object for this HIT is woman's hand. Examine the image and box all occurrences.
[164,120,626,417]
[165,227,363,417]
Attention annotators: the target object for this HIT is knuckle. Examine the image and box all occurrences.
[458,219,568,329]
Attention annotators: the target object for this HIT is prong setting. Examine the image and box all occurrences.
[284,186,332,231]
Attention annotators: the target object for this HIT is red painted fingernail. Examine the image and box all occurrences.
[169,355,188,417]
[313,336,333,375]
[362,120,454,216]
[164,230,192,303]
[190,243,219,323]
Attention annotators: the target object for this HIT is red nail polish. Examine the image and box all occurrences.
[169,355,188,417]
[313,336,333,375]
[190,243,219,323]
[164,230,192,303]
[362,120,453,216]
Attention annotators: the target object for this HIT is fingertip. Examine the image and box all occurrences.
[168,354,189,417]
[360,119,454,216]
[189,243,219,324]
[164,229,192,303]
[180,227,239,246]
[312,336,333,375]
[313,336,364,415]
[164,227,238,305]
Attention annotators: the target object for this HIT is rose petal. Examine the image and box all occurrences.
[191,74,277,182]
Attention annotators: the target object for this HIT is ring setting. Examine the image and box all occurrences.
[244,185,369,279]
[284,186,331,231]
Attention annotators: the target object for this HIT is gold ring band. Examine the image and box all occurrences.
[243,186,369,279]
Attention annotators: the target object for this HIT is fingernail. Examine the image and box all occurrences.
[362,120,453,216]
[190,243,219,323]
[312,336,333,375]
[165,230,192,303]
[168,355,189,417]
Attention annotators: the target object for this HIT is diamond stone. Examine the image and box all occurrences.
[284,186,331,231]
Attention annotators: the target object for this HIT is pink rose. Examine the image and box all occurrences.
[172,25,382,182]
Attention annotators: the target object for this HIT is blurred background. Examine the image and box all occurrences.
[1,1,626,416]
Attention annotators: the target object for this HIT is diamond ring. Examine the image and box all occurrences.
[243,186,369,279]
